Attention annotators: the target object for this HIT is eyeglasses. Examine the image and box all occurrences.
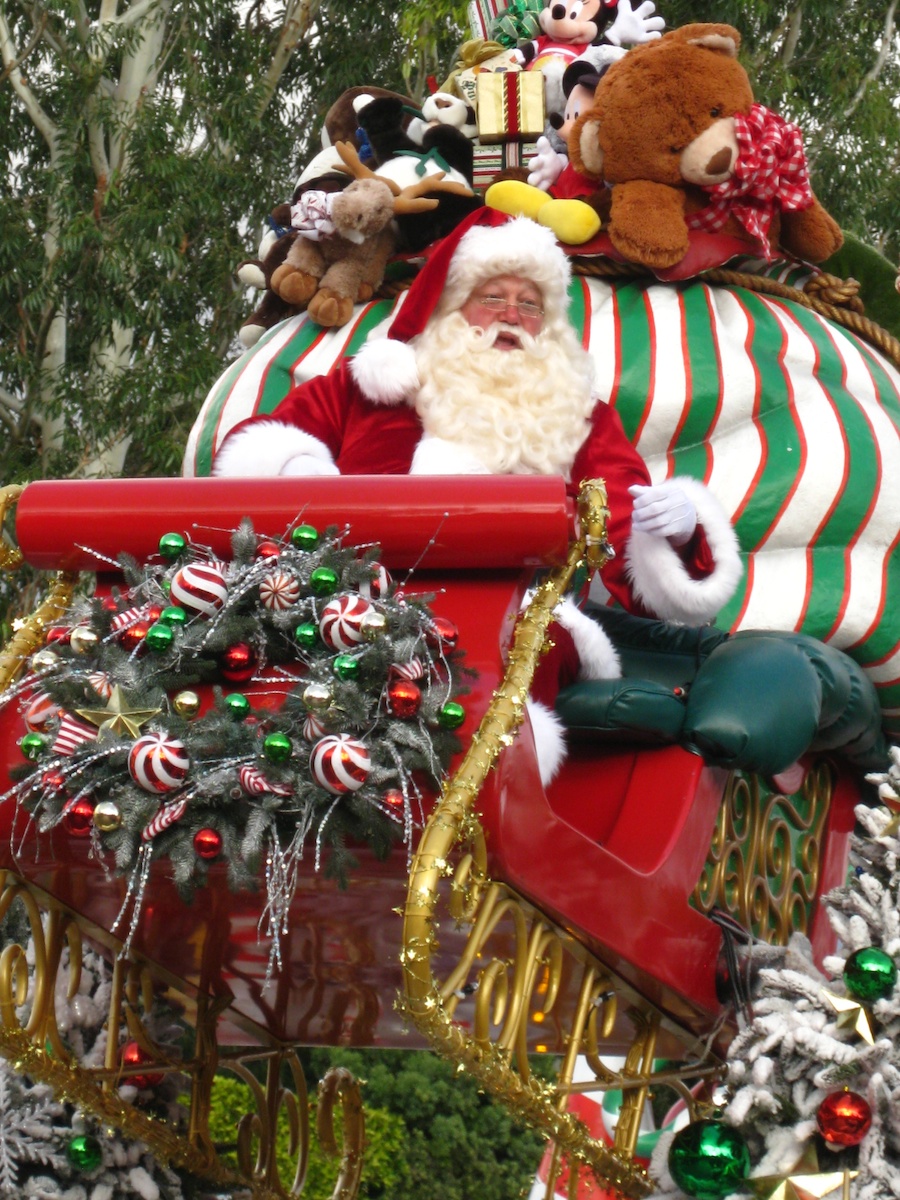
[470,293,544,320]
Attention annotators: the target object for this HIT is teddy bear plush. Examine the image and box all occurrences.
[568,22,843,270]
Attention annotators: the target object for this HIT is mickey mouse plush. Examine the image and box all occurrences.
[514,0,663,114]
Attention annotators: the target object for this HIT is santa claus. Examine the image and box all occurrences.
[213,208,742,782]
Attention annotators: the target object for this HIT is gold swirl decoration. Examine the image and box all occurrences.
[400,480,718,1199]
[0,870,365,1199]
[692,762,834,942]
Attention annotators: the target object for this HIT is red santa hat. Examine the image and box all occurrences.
[350,208,573,405]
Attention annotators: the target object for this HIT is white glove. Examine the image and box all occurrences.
[628,482,697,546]
[280,453,340,477]
[604,0,665,46]
[527,136,568,191]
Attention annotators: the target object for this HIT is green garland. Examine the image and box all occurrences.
[4,519,468,946]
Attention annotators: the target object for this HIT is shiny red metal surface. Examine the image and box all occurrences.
[14,476,573,572]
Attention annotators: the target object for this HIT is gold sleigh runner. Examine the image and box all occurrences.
[0,481,839,1199]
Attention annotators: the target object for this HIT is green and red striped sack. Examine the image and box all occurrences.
[183,271,900,736]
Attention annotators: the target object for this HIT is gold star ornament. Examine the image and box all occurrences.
[822,987,875,1044]
[76,685,161,739]
[747,1147,857,1200]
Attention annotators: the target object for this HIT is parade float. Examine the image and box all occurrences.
[2,2,900,1198]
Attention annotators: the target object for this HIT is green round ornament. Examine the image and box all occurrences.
[843,946,898,1002]
[438,702,466,731]
[668,1120,750,1200]
[224,692,251,720]
[145,622,174,653]
[160,579,171,594]
[159,605,187,627]
[294,621,319,650]
[158,532,187,560]
[291,523,319,551]
[263,731,292,763]
[309,566,339,596]
[67,1133,103,1171]
[333,654,360,681]
[20,732,46,761]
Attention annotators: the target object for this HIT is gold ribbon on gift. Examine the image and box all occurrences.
[441,39,507,96]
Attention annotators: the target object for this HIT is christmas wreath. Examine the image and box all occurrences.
[3,519,468,952]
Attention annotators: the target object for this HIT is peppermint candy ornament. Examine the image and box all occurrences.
[24,691,59,731]
[87,671,114,700]
[111,605,149,633]
[141,796,189,841]
[238,765,294,797]
[389,657,425,682]
[170,560,228,618]
[303,713,327,742]
[259,570,300,612]
[128,732,190,793]
[359,562,392,600]
[310,735,371,794]
[319,595,374,651]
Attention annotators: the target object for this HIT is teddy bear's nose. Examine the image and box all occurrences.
[705,147,734,176]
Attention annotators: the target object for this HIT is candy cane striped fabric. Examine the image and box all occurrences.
[53,713,98,756]
[183,270,900,735]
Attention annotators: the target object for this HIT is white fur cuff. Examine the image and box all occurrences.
[625,477,743,624]
[525,699,568,788]
[554,598,621,680]
[212,421,337,478]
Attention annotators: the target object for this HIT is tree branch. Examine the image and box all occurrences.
[255,0,323,122]
[840,0,898,124]
[0,11,58,150]
[781,3,803,68]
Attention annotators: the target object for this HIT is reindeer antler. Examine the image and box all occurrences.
[334,141,397,188]
[334,139,475,214]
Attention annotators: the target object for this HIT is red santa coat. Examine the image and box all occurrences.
[214,360,742,628]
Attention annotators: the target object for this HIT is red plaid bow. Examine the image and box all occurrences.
[687,104,814,257]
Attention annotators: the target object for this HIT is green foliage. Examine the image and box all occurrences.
[661,1,900,263]
[305,1048,547,1200]
[0,2,468,483]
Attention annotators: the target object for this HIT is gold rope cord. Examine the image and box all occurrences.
[400,482,671,1199]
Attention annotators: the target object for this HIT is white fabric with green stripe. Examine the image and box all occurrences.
[183,270,900,737]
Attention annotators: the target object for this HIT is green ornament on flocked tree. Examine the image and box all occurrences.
[2,519,469,956]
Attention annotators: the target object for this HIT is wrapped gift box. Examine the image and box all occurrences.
[453,45,521,107]
[468,0,506,39]
[476,71,545,143]
[472,141,538,193]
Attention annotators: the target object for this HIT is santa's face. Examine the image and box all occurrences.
[459,274,545,350]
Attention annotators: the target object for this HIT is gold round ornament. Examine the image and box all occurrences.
[172,689,201,719]
[302,682,333,712]
[31,649,60,672]
[360,610,387,641]
[92,801,122,832]
[69,626,100,655]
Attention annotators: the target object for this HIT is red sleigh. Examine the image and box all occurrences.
[0,475,859,1197]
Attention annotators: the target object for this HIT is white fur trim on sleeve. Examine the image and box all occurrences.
[409,436,491,475]
[625,477,743,624]
[350,338,420,405]
[525,699,567,787]
[554,598,621,680]
[212,421,337,478]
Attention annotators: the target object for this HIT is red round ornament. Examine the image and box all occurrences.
[45,626,70,645]
[42,769,67,794]
[220,642,257,683]
[62,797,95,838]
[120,1039,163,1088]
[319,594,374,651]
[257,539,280,559]
[387,679,422,719]
[310,735,371,795]
[120,619,151,653]
[428,615,459,651]
[359,562,392,600]
[383,788,405,811]
[170,560,228,618]
[816,1090,872,1146]
[146,605,163,623]
[128,732,190,793]
[193,827,223,860]
[25,691,60,731]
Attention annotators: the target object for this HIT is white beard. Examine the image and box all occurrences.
[412,311,597,477]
